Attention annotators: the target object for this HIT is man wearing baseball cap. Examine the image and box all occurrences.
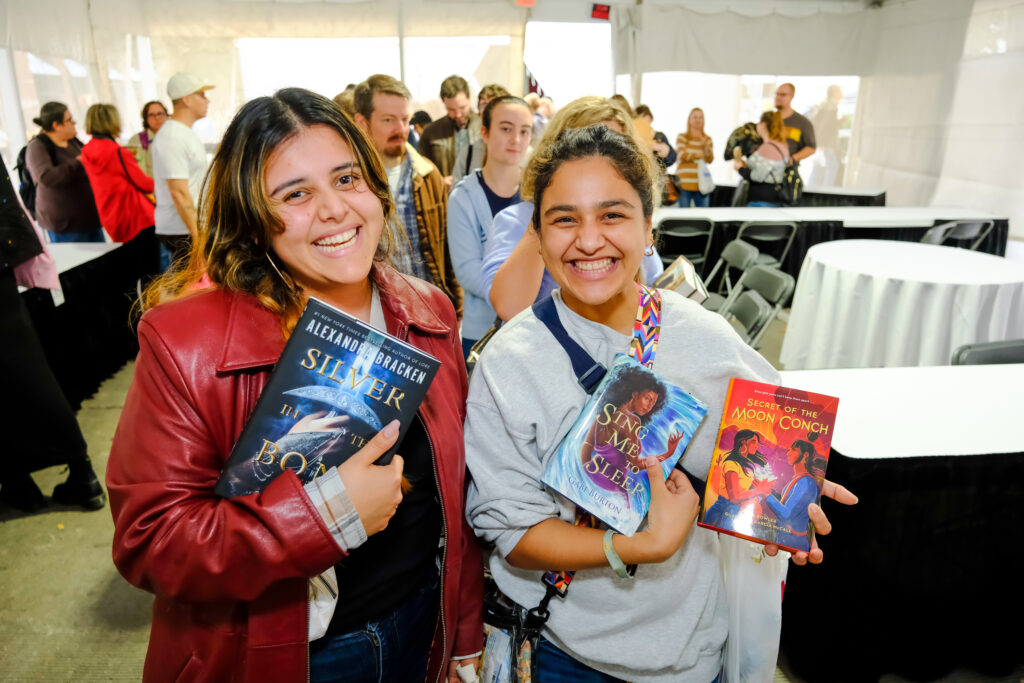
[151,72,214,270]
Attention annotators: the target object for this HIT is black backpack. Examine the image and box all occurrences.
[14,136,58,219]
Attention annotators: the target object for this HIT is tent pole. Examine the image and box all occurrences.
[398,0,406,83]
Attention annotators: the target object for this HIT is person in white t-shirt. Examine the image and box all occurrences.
[151,72,213,270]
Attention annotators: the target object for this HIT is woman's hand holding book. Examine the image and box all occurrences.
[337,420,404,537]
[764,479,858,566]
[619,457,700,564]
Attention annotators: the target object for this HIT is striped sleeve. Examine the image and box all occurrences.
[304,467,367,551]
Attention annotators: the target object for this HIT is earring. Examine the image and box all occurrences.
[265,253,296,292]
[644,244,655,256]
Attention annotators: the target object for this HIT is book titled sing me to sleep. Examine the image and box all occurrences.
[541,354,709,536]
[698,378,838,553]
[215,297,440,498]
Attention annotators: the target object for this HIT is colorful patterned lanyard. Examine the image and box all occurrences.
[542,283,663,597]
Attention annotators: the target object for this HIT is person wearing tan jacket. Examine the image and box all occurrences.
[354,74,461,315]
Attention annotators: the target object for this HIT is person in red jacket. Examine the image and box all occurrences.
[80,104,155,244]
[107,88,483,683]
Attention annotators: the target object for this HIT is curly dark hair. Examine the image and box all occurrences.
[529,124,656,233]
[603,365,667,425]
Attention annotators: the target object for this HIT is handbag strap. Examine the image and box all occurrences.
[533,283,662,599]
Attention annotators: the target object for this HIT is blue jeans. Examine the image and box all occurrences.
[536,637,721,683]
[747,201,780,207]
[48,229,105,243]
[308,567,439,683]
[678,189,710,208]
[536,638,626,683]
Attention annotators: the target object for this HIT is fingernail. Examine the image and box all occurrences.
[383,420,400,438]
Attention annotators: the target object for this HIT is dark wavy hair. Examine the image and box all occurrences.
[529,124,656,233]
[481,95,531,131]
[725,429,768,473]
[604,366,667,425]
[142,87,396,334]
[790,432,827,478]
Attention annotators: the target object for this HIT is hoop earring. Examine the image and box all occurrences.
[266,253,296,293]
[644,244,655,257]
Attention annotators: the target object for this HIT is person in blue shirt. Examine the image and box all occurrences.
[446,95,533,358]
[763,433,827,552]
[481,96,665,324]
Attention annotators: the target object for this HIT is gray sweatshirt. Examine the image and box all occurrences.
[465,290,780,682]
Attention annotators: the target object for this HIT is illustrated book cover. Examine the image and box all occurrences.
[652,254,709,304]
[541,354,709,536]
[697,377,839,553]
[215,297,440,498]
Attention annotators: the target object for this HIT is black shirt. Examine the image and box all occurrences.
[477,170,521,218]
[327,415,442,634]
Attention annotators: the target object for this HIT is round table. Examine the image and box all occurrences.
[779,240,1024,370]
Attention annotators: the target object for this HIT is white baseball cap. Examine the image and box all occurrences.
[167,72,215,101]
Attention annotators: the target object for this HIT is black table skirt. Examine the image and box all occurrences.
[709,184,886,208]
[20,230,159,411]
[695,219,1009,288]
[779,448,1024,682]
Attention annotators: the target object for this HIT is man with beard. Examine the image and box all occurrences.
[353,75,461,315]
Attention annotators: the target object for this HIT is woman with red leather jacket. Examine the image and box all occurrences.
[107,88,483,683]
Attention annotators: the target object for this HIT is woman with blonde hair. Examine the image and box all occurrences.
[107,88,483,683]
[81,103,156,244]
[675,107,714,208]
[482,95,664,322]
[734,110,789,207]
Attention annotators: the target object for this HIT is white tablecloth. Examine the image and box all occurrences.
[780,240,1024,370]
[780,364,1024,458]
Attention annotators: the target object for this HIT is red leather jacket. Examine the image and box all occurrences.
[108,266,483,682]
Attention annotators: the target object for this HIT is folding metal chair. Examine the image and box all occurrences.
[701,239,759,312]
[721,291,774,346]
[655,218,715,276]
[951,339,1024,365]
[719,265,796,348]
[920,220,995,251]
[736,221,798,269]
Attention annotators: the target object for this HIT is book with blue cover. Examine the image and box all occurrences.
[215,297,440,498]
[541,354,709,536]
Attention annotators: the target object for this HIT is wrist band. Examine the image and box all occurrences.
[603,529,631,579]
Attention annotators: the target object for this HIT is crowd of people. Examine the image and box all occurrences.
[2,68,857,683]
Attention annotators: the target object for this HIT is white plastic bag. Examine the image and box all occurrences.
[308,567,338,641]
[697,160,716,195]
[718,535,788,683]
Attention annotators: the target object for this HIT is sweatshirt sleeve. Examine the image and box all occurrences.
[27,138,84,188]
[463,351,564,559]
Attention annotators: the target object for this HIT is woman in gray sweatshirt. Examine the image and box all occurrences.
[464,124,853,682]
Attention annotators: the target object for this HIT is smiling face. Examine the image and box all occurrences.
[481,102,532,167]
[265,125,384,307]
[444,92,472,128]
[537,155,651,329]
